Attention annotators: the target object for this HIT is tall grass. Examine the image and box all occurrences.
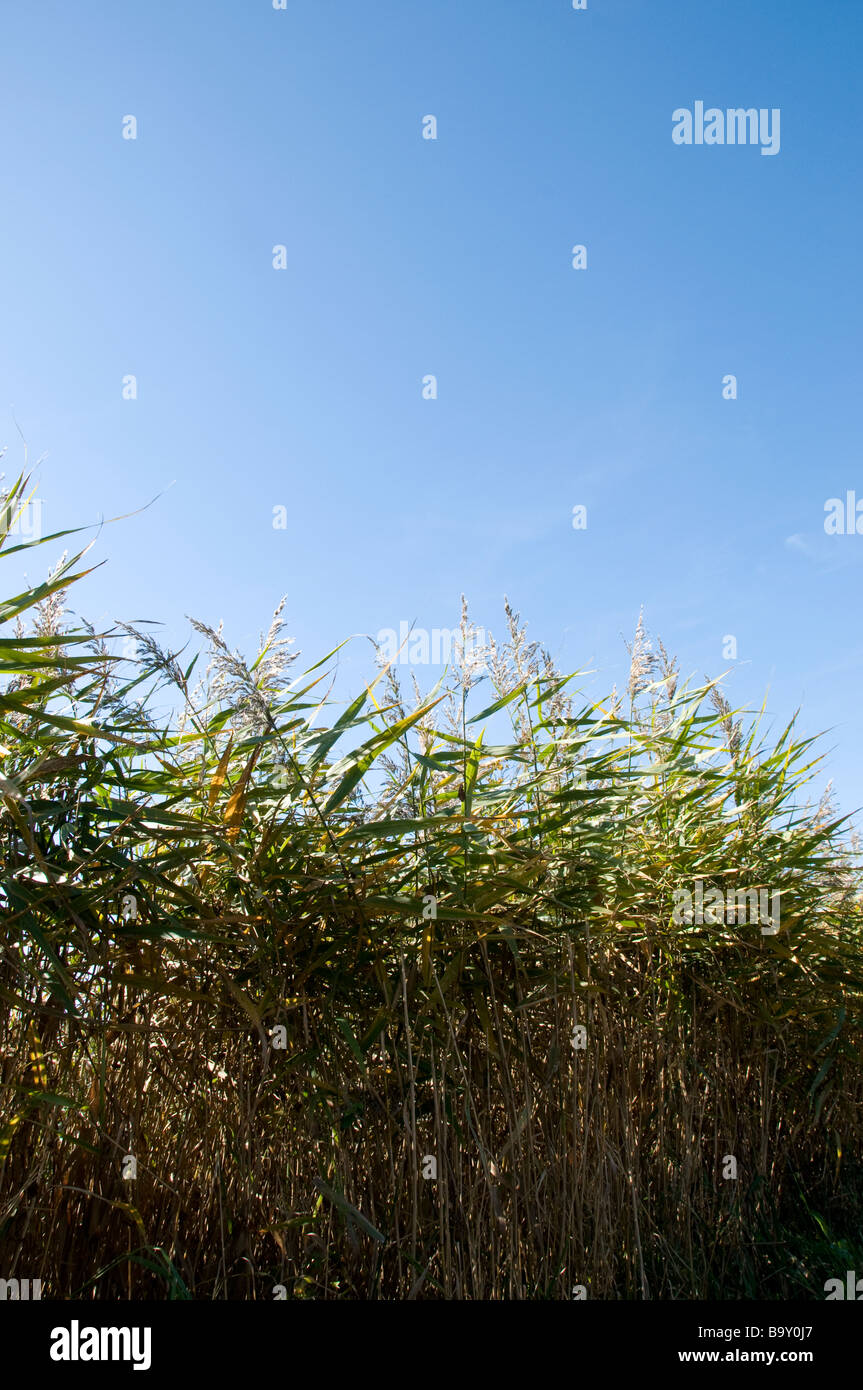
[2,478,862,1299]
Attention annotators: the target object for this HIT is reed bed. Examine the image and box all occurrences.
[1,475,862,1299]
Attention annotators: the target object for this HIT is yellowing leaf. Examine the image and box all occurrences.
[224,745,261,842]
[0,1110,25,1171]
[207,734,234,813]
[26,1021,48,1090]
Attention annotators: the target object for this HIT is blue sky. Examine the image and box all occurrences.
[0,0,860,820]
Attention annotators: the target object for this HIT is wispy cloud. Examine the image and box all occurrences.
[784,532,859,571]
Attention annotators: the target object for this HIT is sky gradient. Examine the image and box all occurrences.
[0,0,860,821]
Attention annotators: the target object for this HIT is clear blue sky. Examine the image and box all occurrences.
[0,1,860,820]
